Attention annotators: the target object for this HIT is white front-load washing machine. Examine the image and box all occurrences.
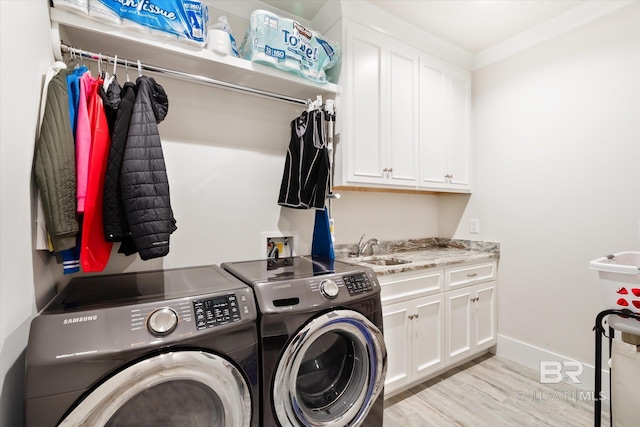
[24,265,259,427]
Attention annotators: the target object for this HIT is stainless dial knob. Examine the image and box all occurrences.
[320,279,339,299]
[147,307,178,336]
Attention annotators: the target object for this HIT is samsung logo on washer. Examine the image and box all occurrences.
[63,315,98,325]
[272,283,292,290]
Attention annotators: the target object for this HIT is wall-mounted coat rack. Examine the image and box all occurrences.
[61,44,314,106]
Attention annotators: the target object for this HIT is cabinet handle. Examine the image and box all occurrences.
[388,168,393,173]
[408,314,414,320]
[467,273,478,277]
[383,168,388,173]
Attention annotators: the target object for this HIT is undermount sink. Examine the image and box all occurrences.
[357,256,411,266]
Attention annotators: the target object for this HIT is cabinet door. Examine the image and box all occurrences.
[387,43,419,187]
[413,294,445,380]
[418,56,471,192]
[447,70,471,190]
[444,287,473,365]
[346,23,387,185]
[382,300,412,394]
[474,282,497,350]
[419,57,448,188]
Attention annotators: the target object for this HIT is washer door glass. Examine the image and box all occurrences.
[59,351,252,427]
[273,309,387,427]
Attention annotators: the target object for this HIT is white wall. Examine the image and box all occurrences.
[448,2,640,367]
[0,2,439,424]
[0,1,54,426]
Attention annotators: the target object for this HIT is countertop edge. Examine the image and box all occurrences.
[338,248,499,276]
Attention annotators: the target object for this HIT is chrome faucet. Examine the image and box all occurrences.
[357,234,380,256]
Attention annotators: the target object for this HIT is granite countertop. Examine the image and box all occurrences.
[335,238,500,276]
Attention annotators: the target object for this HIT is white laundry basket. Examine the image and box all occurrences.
[590,252,640,334]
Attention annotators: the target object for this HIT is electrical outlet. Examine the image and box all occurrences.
[470,218,480,234]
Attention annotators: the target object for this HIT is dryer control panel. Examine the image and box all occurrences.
[193,293,248,330]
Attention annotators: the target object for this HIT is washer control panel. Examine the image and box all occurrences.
[194,294,245,330]
[343,272,374,295]
[258,266,380,313]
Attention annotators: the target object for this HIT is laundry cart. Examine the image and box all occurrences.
[590,252,640,427]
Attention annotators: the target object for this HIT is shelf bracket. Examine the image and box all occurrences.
[51,21,63,61]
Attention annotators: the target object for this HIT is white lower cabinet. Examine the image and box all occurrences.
[383,294,444,394]
[444,282,497,366]
[380,261,497,398]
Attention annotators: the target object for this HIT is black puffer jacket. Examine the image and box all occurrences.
[120,76,176,260]
[103,81,135,244]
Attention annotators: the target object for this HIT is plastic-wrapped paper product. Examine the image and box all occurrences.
[207,15,238,57]
[53,0,89,15]
[88,0,121,25]
[96,0,208,47]
[240,9,340,83]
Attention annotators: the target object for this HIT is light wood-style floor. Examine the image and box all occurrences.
[383,354,608,427]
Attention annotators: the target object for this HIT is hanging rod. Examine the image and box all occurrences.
[60,43,309,106]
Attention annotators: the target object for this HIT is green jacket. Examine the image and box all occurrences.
[35,71,78,251]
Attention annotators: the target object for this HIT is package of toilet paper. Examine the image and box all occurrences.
[94,0,208,46]
[240,9,340,83]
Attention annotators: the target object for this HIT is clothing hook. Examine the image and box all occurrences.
[137,59,142,77]
[69,47,76,67]
[77,46,86,67]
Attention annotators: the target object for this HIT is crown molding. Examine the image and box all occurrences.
[341,0,474,69]
[472,0,636,70]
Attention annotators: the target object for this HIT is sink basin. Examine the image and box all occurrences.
[357,256,411,266]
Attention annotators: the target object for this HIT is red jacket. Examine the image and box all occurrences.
[80,77,113,272]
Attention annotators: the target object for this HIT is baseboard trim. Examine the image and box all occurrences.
[495,334,610,396]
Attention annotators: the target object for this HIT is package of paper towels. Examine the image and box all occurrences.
[52,0,209,46]
[240,10,340,83]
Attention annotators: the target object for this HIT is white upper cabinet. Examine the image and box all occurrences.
[341,20,419,188]
[419,55,471,192]
[387,43,420,187]
[347,23,386,185]
[338,20,471,193]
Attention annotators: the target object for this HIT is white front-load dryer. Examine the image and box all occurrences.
[24,266,259,427]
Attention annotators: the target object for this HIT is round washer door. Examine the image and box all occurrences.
[272,309,387,427]
[59,351,252,427]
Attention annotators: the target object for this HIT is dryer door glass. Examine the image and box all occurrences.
[105,380,224,426]
[273,309,387,427]
[58,351,252,427]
